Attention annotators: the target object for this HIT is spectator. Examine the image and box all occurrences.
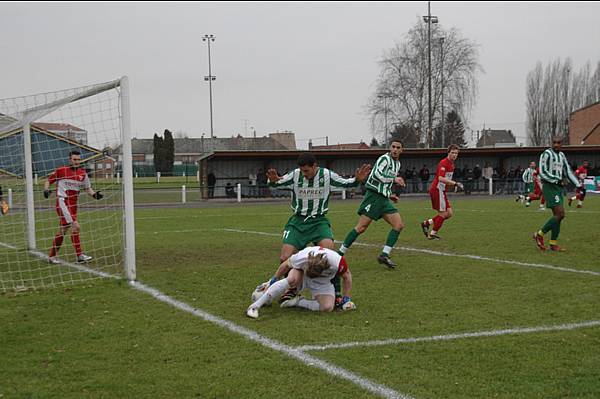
[207,172,216,199]
[257,168,268,197]
[473,164,482,191]
[464,166,474,195]
[419,165,430,193]
[404,167,413,193]
[410,166,418,193]
[225,182,236,198]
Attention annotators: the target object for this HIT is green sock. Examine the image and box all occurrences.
[541,217,557,234]
[550,220,561,240]
[342,229,360,249]
[385,229,401,247]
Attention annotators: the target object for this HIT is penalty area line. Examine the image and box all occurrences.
[220,228,600,277]
[296,320,600,352]
[129,280,411,399]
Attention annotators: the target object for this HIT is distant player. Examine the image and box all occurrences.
[420,144,463,240]
[516,163,546,210]
[568,160,589,208]
[246,246,354,319]
[44,150,103,264]
[337,139,406,269]
[533,137,581,252]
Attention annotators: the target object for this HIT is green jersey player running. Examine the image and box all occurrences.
[338,139,406,268]
[533,136,582,252]
[267,152,371,303]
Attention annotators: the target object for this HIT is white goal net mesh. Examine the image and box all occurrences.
[0,79,127,292]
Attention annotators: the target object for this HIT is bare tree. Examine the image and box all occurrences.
[526,58,600,146]
[368,19,482,147]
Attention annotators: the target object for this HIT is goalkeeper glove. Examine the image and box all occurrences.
[43,189,51,199]
[92,191,103,200]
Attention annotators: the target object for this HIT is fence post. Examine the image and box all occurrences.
[237,183,242,203]
[489,178,493,195]
[182,185,186,204]
[156,171,161,183]
[8,188,13,208]
[342,189,346,200]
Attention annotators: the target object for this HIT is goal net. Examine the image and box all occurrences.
[0,77,135,293]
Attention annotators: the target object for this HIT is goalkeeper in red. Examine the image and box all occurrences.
[420,144,463,240]
[568,160,589,208]
[44,150,103,264]
[533,137,582,252]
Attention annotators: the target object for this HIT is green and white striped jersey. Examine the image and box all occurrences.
[538,148,579,186]
[522,167,534,183]
[364,153,401,197]
[269,167,359,217]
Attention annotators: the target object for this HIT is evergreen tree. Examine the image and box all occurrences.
[153,133,164,172]
[433,111,467,148]
[163,129,175,173]
[390,123,420,148]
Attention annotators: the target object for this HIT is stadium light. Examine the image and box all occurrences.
[203,34,216,138]
[423,1,438,148]
[378,94,392,148]
[439,36,445,147]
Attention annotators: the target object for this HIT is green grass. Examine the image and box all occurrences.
[1,195,600,398]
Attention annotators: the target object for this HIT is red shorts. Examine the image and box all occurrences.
[430,188,450,212]
[56,197,78,226]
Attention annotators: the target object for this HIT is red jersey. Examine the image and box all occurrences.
[430,157,455,192]
[575,166,588,182]
[48,166,91,204]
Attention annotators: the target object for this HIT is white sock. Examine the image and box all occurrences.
[252,279,289,309]
[382,245,392,255]
[296,298,321,311]
[431,229,437,235]
[339,245,348,254]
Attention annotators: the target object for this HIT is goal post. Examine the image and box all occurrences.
[0,77,136,292]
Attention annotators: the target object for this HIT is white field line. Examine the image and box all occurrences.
[220,228,600,277]
[1,239,410,399]
[0,239,121,280]
[130,281,410,399]
[296,320,600,352]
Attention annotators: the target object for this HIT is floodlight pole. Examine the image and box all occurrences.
[423,2,438,148]
[439,36,445,148]
[203,34,216,138]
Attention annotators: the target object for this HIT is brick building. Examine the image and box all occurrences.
[569,101,600,145]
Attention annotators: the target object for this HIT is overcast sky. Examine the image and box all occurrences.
[2,2,600,148]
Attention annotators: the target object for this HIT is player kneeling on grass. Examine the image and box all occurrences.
[247,247,355,319]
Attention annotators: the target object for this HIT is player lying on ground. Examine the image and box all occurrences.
[246,246,355,319]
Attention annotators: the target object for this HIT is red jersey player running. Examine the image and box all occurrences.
[568,160,589,208]
[44,150,103,264]
[420,144,463,240]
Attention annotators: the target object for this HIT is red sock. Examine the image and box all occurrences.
[433,215,445,231]
[71,232,82,256]
[49,234,64,257]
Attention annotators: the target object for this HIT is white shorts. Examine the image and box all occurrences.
[301,275,335,298]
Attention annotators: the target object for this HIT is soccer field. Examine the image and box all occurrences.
[2,195,600,398]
